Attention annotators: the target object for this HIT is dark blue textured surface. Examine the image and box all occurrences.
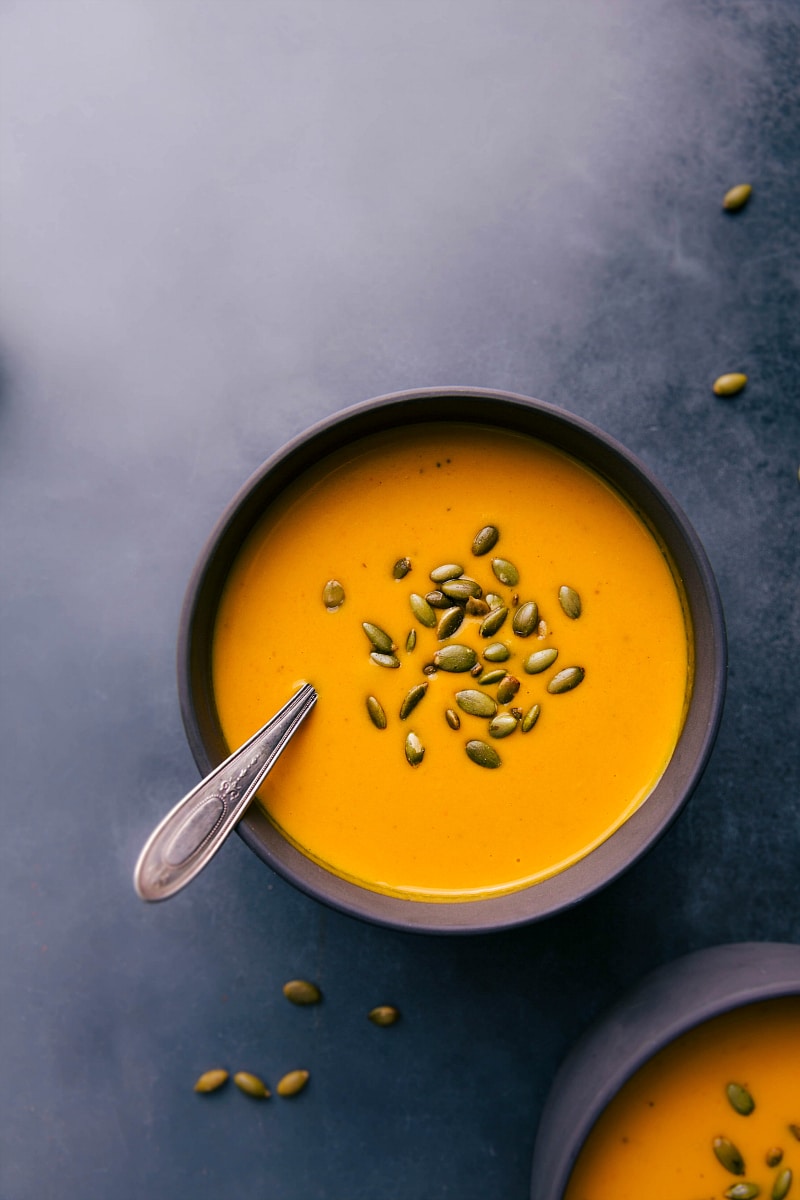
[1,3,798,1198]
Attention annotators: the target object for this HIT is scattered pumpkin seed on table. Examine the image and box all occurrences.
[713,372,748,397]
[283,979,322,1005]
[276,1069,309,1097]
[723,182,752,211]
[234,1071,270,1098]
[368,1005,400,1026]
[193,1068,229,1093]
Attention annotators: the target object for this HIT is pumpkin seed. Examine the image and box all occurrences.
[724,1186,761,1200]
[510,706,523,720]
[547,666,585,693]
[483,642,511,663]
[466,596,490,616]
[276,1069,309,1097]
[485,592,504,609]
[370,651,400,669]
[405,731,425,766]
[445,708,461,730]
[410,593,437,627]
[322,579,345,610]
[466,739,501,768]
[470,661,483,676]
[362,621,396,653]
[455,689,497,718]
[496,674,520,704]
[772,1169,792,1200]
[491,558,519,587]
[789,1125,800,1142]
[437,606,465,640]
[422,662,437,676]
[713,372,748,397]
[406,629,417,652]
[425,589,451,609]
[558,585,582,619]
[433,644,478,672]
[283,979,322,1005]
[524,647,559,674]
[480,605,508,637]
[521,703,541,732]
[472,524,500,556]
[488,713,518,739]
[441,577,483,601]
[766,1149,784,1168]
[234,1071,270,1098]
[400,682,428,720]
[537,619,548,638]
[512,601,539,637]
[713,1136,746,1175]
[723,183,752,211]
[430,563,464,583]
[478,668,507,686]
[726,1082,756,1116]
[194,1068,229,1093]
[393,557,412,579]
[368,1005,400,1026]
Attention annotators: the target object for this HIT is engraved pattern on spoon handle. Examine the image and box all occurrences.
[133,683,317,902]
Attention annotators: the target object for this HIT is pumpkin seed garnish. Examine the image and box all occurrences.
[433,644,478,672]
[521,703,541,732]
[512,601,539,637]
[368,1005,400,1026]
[466,596,490,616]
[470,661,483,676]
[713,1136,746,1175]
[524,647,559,674]
[483,642,511,663]
[485,592,504,609]
[472,525,500,556]
[510,706,523,720]
[234,1071,270,1098]
[772,1168,792,1200]
[547,665,585,693]
[422,662,437,676]
[455,689,497,718]
[713,372,748,397]
[370,651,400,669]
[789,1124,800,1142]
[478,668,507,686]
[488,713,518,739]
[392,557,412,579]
[496,674,520,704]
[491,558,519,587]
[400,682,428,719]
[437,606,465,640]
[406,629,417,652]
[194,1068,229,1093]
[726,1082,756,1116]
[480,605,508,637]
[441,577,483,601]
[430,563,464,583]
[322,579,345,611]
[362,621,396,653]
[445,708,461,730]
[404,731,425,766]
[724,1186,761,1200]
[558,585,582,619]
[766,1149,784,1168]
[283,979,322,1005]
[466,739,501,768]
[723,183,752,211]
[410,593,437,627]
[425,589,451,609]
[276,1069,309,1097]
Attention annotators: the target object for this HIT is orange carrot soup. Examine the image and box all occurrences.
[211,422,691,901]
[564,996,800,1200]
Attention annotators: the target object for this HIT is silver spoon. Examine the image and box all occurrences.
[133,683,317,902]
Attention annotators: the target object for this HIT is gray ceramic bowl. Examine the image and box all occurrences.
[177,387,726,933]
[530,940,800,1198]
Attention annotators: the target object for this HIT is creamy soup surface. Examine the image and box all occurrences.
[565,997,800,1200]
[211,423,691,900]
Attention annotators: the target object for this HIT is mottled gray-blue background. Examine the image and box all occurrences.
[1,2,798,1198]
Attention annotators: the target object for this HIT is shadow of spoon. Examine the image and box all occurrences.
[133,683,317,902]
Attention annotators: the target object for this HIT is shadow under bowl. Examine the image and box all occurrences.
[177,386,726,934]
[530,940,800,1198]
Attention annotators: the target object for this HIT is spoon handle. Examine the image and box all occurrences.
[133,683,317,902]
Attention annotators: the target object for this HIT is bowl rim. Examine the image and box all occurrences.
[177,386,727,933]
[529,940,800,1198]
